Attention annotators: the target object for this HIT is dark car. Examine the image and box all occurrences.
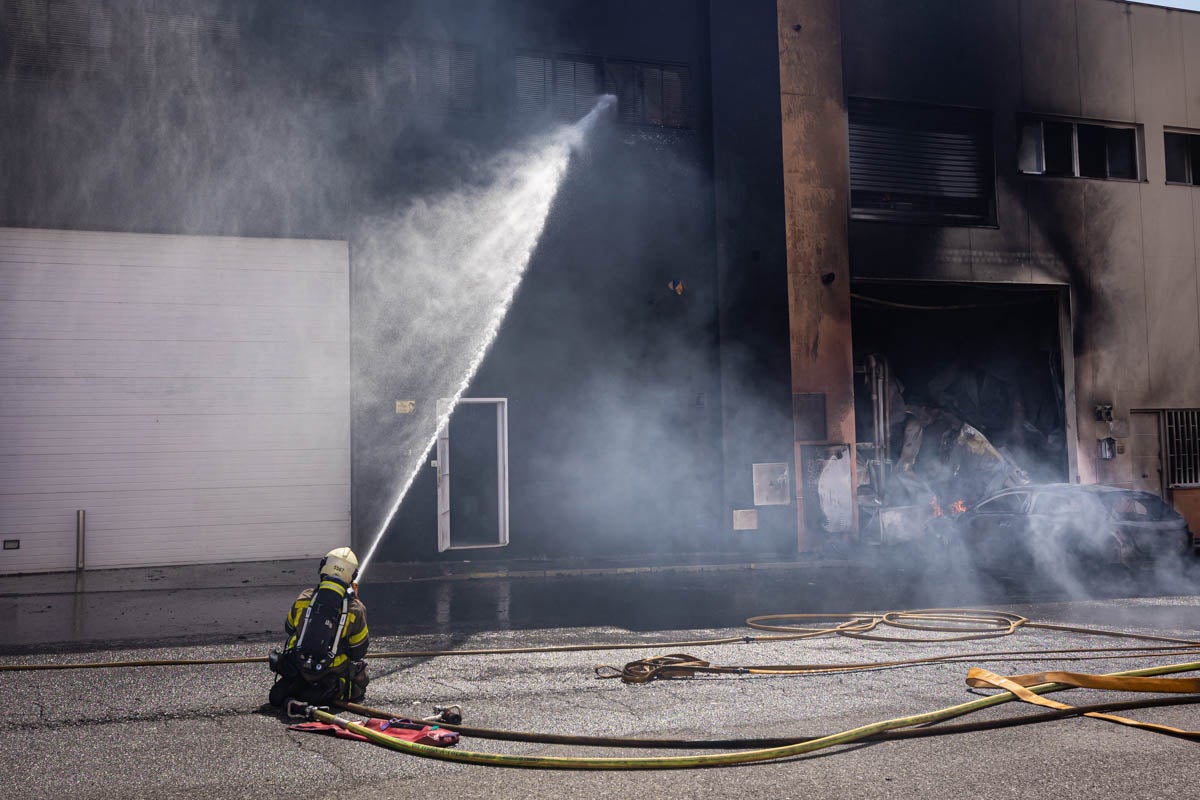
[946,483,1195,581]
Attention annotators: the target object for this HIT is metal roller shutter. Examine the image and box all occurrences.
[848,97,994,224]
[0,227,350,574]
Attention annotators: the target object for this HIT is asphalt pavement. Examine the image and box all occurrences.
[1,557,1198,799]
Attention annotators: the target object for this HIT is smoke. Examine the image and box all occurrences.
[354,96,616,578]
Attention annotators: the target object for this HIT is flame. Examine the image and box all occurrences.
[949,499,968,514]
[930,496,943,518]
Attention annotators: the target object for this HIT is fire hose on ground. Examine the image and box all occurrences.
[291,661,1200,770]
[3,608,1200,768]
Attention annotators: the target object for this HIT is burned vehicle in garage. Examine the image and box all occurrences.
[943,484,1195,583]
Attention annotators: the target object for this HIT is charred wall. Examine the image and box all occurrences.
[361,0,725,562]
[841,0,1200,492]
[709,0,795,552]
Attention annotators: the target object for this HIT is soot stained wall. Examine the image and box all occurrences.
[368,0,723,561]
[841,0,1200,492]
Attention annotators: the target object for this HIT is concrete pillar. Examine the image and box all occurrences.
[776,0,856,551]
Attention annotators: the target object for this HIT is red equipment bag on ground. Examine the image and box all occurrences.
[288,717,459,747]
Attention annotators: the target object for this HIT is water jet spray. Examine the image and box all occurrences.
[355,96,616,580]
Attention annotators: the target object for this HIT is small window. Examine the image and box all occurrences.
[1018,117,1142,181]
[848,98,995,225]
[1165,131,1200,186]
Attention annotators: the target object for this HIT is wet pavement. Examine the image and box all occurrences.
[0,555,876,651]
[3,552,1197,653]
[2,555,1200,799]
[1,585,1198,800]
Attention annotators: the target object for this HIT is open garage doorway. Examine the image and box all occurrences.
[850,281,1072,544]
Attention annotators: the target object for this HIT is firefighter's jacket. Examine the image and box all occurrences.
[284,582,369,672]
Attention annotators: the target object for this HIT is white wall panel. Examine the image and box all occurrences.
[0,377,345,416]
[0,413,346,454]
[0,227,350,573]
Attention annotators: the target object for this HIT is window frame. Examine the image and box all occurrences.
[1164,129,1200,187]
[1017,115,1144,182]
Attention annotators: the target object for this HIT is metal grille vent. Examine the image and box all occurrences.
[1165,410,1200,487]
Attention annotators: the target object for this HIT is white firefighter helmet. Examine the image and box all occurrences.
[319,547,359,584]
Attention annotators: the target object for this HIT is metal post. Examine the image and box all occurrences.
[75,510,85,572]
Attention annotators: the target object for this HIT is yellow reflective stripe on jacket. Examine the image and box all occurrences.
[317,580,346,596]
[347,622,369,646]
[287,597,311,630]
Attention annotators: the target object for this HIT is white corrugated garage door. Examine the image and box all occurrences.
[0,227,350,574]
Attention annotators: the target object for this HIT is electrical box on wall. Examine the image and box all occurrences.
[752,463,790,506]
[1098,437,1117,460]
[732,509,759,530]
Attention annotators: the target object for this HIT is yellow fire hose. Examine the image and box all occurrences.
[4,607,1199,769]
[297,659,1200,769]
[336,694,1200,748]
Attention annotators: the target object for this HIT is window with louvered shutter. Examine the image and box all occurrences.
[450,48,478,111]
[515,55,549,115]
[603,60,689,128]
[140,13,237,93]
[848,98,995,225]
[1,0,51,79]
[395,42,479,112]
[603,61,640,124]
[661,67,686,127]
[2,0,114,81]
[516,54,598,121]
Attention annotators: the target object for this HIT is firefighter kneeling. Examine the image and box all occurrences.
[268,547,370,707]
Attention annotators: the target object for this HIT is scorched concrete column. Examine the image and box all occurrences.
[777,0,856,551]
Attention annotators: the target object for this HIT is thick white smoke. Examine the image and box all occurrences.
[355,96,615,578]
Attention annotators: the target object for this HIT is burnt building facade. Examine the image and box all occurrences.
[758,0,1200,549]
[1,0,1198,573]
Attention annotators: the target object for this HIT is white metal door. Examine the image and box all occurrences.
[0,227,351,573]
[436,397,510,552]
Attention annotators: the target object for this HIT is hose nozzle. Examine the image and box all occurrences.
[432,704,463,725]
[285,699,311,719]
